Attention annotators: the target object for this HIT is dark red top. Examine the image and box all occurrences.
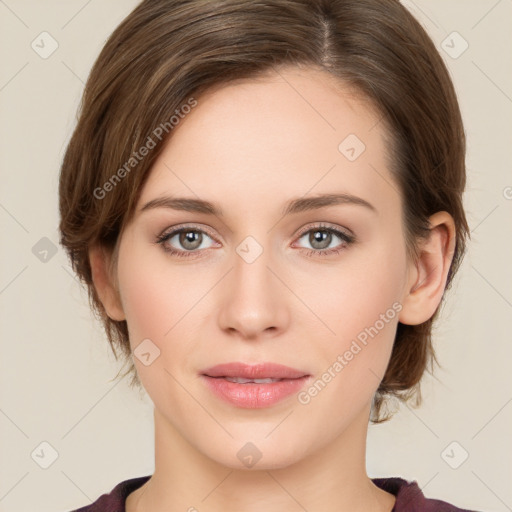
[70,475,480,511]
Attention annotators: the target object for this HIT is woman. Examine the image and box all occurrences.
[59,0,478,510]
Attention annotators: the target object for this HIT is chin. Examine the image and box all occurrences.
[197,432,311,472]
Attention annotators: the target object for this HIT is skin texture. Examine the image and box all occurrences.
[89,66,455,512]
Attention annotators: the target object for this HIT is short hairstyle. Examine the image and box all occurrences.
[58,0,470,422]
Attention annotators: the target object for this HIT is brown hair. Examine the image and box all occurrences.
[58,0,469,422]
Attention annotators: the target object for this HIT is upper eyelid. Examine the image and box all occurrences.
[160,223,219,243]
[294,222,353,238]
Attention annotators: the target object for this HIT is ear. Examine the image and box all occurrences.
[88,244,126,322]
[399,211,456,325]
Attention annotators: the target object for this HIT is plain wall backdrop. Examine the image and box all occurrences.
[0,0,511,511]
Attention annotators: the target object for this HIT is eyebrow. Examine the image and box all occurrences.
[139,193,377,217]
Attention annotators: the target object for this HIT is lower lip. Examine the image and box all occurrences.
[201,375,311,408]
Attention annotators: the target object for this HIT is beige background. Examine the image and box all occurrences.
[0,1,511,511]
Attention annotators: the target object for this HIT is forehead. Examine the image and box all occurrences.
[137,66,398,217]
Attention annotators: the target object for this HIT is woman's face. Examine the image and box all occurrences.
[113,66,414,469]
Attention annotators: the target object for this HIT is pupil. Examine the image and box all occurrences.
[311,230,330,249]
[181,231,201,249]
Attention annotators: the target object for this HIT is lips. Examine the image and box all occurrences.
[200,363,311,408]
[201,362,310,380]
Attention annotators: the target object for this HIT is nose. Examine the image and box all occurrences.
[217,238,290,340]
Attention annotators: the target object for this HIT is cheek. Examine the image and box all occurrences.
[313,239,405,328]
[118,269,172,345]
[303,239,407,391]
[115,257,192,398]
[115,235,183,350]
[115,240,212,382]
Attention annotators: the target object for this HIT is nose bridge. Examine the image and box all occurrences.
[234,234,272,291]
[217,233,288,336]
[232,233,276,305]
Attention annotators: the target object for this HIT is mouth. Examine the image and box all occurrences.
[201,361,310,380]
[200,362,311,408]
[212,376,287,384]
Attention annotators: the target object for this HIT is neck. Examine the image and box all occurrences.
[127,404,395,512]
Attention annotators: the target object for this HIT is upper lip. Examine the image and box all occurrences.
[202,362,309,379]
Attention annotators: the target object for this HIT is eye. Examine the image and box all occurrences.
[155,223,355,259]
[155,225,217,258]
[293,224,355,257]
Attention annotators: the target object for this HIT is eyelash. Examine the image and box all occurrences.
[155,223,356,259]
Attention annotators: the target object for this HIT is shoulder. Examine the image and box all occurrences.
[67,475,151,512]
[372,477,482,512]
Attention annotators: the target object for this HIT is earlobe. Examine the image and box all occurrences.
[88,244,126,322]
[399,212,456,325]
